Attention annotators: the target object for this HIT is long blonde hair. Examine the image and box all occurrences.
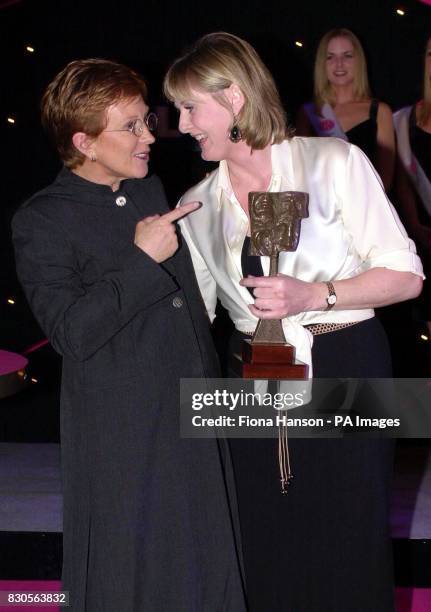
[314,28,371,110]
[417,37,431,126]
[164,32,291,149]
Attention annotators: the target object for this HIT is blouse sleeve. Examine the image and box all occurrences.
[336,144,424,277]
[178,217,218,323]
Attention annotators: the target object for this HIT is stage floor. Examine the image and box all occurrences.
[0,444,61,533]
[0,441,430,609]
[0,442,430,537]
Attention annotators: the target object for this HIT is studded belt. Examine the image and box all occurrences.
[304,321,359,335]
[241,321,359,337]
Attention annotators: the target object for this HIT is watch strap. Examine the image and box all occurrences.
[325,281,336,311]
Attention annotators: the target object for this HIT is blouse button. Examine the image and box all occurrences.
[115,196,127,207]
[172,297,183,308]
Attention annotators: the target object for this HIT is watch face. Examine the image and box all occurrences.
[327,294,337,305]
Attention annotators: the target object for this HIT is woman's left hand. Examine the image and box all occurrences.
[240,274,323,318]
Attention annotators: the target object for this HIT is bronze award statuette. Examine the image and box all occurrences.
[234,191,310,380]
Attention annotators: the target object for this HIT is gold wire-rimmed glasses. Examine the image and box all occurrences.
[104,113,158,137]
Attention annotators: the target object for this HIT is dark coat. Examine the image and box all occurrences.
[12,168,246,612]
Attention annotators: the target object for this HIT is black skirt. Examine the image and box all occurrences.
[228,318,395,612]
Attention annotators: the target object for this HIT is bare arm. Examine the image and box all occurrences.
[394,157,431,257]
[240,268,422,319]
[375,102,396,192]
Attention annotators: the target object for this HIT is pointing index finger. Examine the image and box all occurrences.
[161,201,202,224]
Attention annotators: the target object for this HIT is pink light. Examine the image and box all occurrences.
[0,0,22,8]
[22,338,49,355]
[418,0,431,6]
[0,349,28,375]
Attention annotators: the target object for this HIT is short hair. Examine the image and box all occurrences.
[313,28,371,110]
[163,32,290,149]
[41,58,148,169]
[418,36,431,126]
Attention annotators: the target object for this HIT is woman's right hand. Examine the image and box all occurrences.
[134,201,201,262]
[240,273,325,318]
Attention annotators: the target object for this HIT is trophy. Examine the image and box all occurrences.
[233,191,309,379]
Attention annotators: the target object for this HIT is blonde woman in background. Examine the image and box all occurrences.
[296,28,395,191]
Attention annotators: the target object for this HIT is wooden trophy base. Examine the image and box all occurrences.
[232,339,308,380]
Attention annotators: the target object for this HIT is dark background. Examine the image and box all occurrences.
[1,0,430,284]
[0,0,430,440]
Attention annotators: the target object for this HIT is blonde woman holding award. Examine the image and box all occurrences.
[165,32,423,612]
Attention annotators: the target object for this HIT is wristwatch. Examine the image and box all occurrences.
[325,281,337,311]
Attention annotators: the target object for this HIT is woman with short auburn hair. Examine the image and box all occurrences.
[12,57,246,612]
[41,58,148,168]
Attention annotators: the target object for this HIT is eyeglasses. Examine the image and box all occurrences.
[104,113,158,137]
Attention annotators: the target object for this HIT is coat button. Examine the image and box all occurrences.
[172,297,183,308]
[115,196,127,207]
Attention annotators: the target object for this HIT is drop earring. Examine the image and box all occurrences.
[229,117,242,143]
[90,151,97,162]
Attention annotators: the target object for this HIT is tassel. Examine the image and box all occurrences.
[278,414,293,493]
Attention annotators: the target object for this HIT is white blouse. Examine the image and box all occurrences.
[179,137,423,371]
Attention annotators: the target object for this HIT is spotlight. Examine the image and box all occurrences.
[420,334,429,341]
[7,117,15,124]
[7,298,15,305]
[295,41,303,47]
[26,46,35,53]
[396,8,405,15]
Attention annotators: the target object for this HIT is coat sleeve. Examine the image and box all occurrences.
[12,201,178,361]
